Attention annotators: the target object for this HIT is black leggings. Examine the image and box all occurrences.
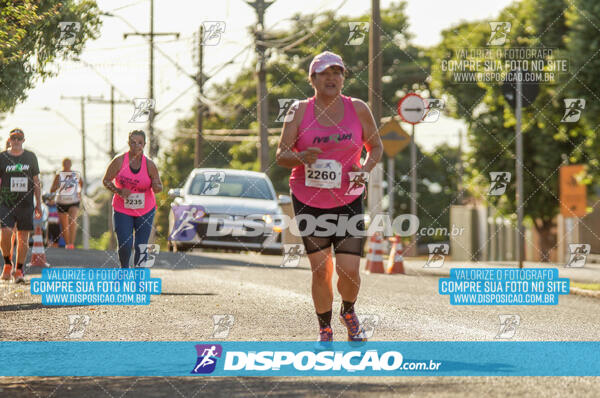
[291,194,365,256]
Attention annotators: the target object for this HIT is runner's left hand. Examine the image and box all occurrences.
[34,205,42,219]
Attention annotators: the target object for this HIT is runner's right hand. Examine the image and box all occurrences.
[300,147,322,165]
[119,188,131,199]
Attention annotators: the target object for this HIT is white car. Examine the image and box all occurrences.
[167,168,290,255]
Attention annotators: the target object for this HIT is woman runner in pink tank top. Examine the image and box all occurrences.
[276,51,383,346]
[102,130,163,268]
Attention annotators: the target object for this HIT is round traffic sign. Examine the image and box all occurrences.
[397,93,425,124]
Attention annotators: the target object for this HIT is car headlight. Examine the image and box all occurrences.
[262,214,283,233]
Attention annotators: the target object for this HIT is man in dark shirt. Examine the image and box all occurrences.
[0,128,42,283]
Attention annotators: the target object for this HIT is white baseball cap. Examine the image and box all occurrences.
[309,51,345,75]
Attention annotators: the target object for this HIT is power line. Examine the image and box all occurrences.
[84,36,192,52]
[108,0,147,12]
[74,58,130,100]
[103,12,194,80]
[122,0,180,158]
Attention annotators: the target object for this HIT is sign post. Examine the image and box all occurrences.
[516,71,524,268]
[397,93,425,256]
[503,69,540,268]
[379,118,410,220]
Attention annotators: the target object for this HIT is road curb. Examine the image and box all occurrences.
[569,287,600,299]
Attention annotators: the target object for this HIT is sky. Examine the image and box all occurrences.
[1,0,514,188]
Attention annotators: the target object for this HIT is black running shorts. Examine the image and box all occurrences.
[56,202,80,213]
[0,206,34,231]
[291,194,365,256]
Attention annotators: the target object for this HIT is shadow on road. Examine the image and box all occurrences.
[0,303,87,312]
[22,248,284,274]
[159,292,218,296]
[0,376,462,397]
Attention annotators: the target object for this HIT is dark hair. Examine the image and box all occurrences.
[5,138,10,151]
[128,130,146,143]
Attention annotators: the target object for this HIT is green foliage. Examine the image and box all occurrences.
[430,0,588,228]
[268,1,428,115]
[426,0,600,260]
[0,0,101,111]
[89,231,112,251]
[393,144,461,243]
[428,20,489,122]
[565,0,600,168]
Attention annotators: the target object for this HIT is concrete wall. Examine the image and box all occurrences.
[579,206,600,254]
[449,205,480,261]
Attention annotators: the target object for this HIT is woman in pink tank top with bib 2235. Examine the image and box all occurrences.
[276,51,383,346]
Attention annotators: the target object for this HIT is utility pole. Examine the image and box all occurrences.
[86,87,129,159]
[369,0,382,127]
[515,70,524,268]
[109,87,116,249]
[80,99,86,199]
[60,95,90,250]
[123,0,179,158]
[194,25,204,168]
[457,129,464,204]
[410,124,417,254]
[110,86,116,159]
[368,0,384,220]
[387,154,394,218]
[86,86,129,250]
[247,0,274,172]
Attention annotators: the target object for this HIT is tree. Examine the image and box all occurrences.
[0,0,101,112]
[430,0,585,260]
[392,143,461,244]
[565,0,600,171]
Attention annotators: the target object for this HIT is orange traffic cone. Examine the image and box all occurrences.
[386,236,405,274]
[365,233,385,274]
[27,223,49,267]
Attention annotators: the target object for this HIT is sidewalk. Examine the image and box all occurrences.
[396,259,600,284]
[372,258,600,299]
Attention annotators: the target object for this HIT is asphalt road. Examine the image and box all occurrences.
[1,248,599,397]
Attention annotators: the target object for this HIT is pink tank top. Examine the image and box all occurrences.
[289,95,364,209]
[112,152,156,216]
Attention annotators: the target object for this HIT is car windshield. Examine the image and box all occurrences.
[188,172,274,200]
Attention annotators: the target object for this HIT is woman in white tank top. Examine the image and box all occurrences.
[50,158,83,249]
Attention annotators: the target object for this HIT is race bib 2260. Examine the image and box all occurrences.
[305,159,342,189]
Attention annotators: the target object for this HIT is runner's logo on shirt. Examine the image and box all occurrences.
[312,132,352,144]
[5,164,30,172]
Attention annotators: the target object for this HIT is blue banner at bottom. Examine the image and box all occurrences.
[1,341,599,376]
